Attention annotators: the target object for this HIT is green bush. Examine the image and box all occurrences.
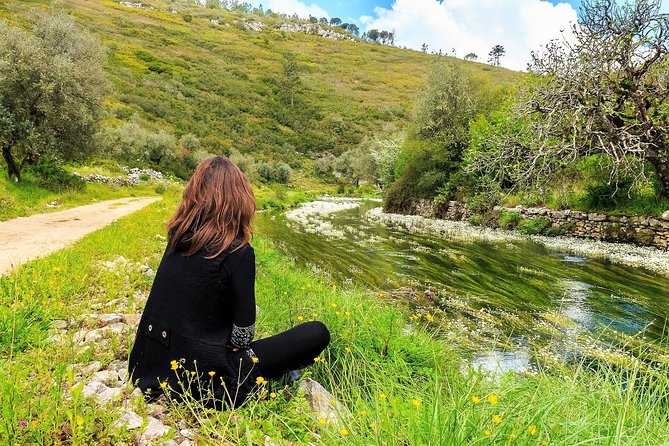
[154,183,166,194]
[257,162,275,183]
[274,162,292,183]
[498,210,520,229]
[27,161,86,192]
[467,214,483,226]
[581,181,631,211]
[517,216,552,235]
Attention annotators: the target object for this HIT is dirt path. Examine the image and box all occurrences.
[0,196,162,276]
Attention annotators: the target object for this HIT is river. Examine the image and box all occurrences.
[256,197,669,373]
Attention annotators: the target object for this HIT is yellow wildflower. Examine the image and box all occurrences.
[485,430,492,436]
[170,360,179,371]
[359,410,368,416]
[345,311,351,317]
[159,381,167,389]
[312,312,319,318]
[314,357,322,363]
[472,396,481,404]
[297,316,304,321]
[411,399,421,407]
[487,394,498,405]
[340,428,348,436]
[307,284,312,288]
[425,313,434,322]
[270,392,277,399]
[493,415,502,424]
[369,423,377,429]
[332,285,336,290]
[256,376,267,385]
[318,418,327,426]
[52,266,63,272]
[379,393,387,400]
[331,303,337,308]
[252,357,259,364]
[528,425,537,436]
[335,311,341,316]
[208,371,215,377]
[283,291,287,295]
[345,347,352,353]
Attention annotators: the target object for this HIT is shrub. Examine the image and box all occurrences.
[154,183,166,194]
[468,214,483,226]
[581,181,631,211]
[517,216,552,235]
[498,210,520,229]
[313,154,336,176]
[27,161,86,192]
[274,162,291,183]
[257,162,275,183]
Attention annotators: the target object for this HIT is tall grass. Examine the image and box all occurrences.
[0,194,667,444]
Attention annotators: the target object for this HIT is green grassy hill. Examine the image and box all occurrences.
[0,0,519,164]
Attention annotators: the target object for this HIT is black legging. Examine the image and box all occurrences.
[250,321,330,378]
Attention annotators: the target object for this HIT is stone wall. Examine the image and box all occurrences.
[389,199,669,251]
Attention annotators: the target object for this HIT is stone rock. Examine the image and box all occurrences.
[53,320,68,330]
[131,387,143,398]
[85,329,105,344]
[92,370,121,387]
[97,387,122,406]
[119,409,143,430]
[81,381,109,399]
[160,441,179,446]
[143,416,171,440]
[108,322,127,334]
[180,429,196,440]
[117,368,129,383]
[180,441,192,446]
[123,313,142,326]
[298,378,350,423]
[662,210,669,221]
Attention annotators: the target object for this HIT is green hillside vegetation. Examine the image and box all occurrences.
[0,0,517,181]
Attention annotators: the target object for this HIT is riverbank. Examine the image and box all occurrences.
[384,198,669,251]
[1,196,668,444]
[368,207,669,277]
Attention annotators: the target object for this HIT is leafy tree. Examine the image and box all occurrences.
[313,154,336,177]
[487,44,505,66]
[421,43,428,53]
[470,0,669,197]
[336,147,377,187]
[308,15,318,23]
[347,24,359,36]
[367,29,380,42]
[464,52,478,61]
[279,52,301,107]
[385,61,479,205]
[330,17,342,26]
[0,11,107,181]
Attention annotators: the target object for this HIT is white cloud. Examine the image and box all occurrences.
[261,0,330,19]
[361,0,578,71]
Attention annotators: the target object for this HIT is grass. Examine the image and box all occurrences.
[0,165,163,221]
[0,191,668,444]
[1,0,519,161]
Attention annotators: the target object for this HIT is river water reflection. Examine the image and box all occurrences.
[256,198,669,371]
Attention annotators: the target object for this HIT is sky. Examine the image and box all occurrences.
[252,0,669,71]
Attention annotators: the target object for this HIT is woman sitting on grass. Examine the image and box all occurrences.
[128,156,330,408]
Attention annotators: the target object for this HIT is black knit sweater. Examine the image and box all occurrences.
[128,238,259,407]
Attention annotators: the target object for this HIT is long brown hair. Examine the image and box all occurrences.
[167,156,255,258]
